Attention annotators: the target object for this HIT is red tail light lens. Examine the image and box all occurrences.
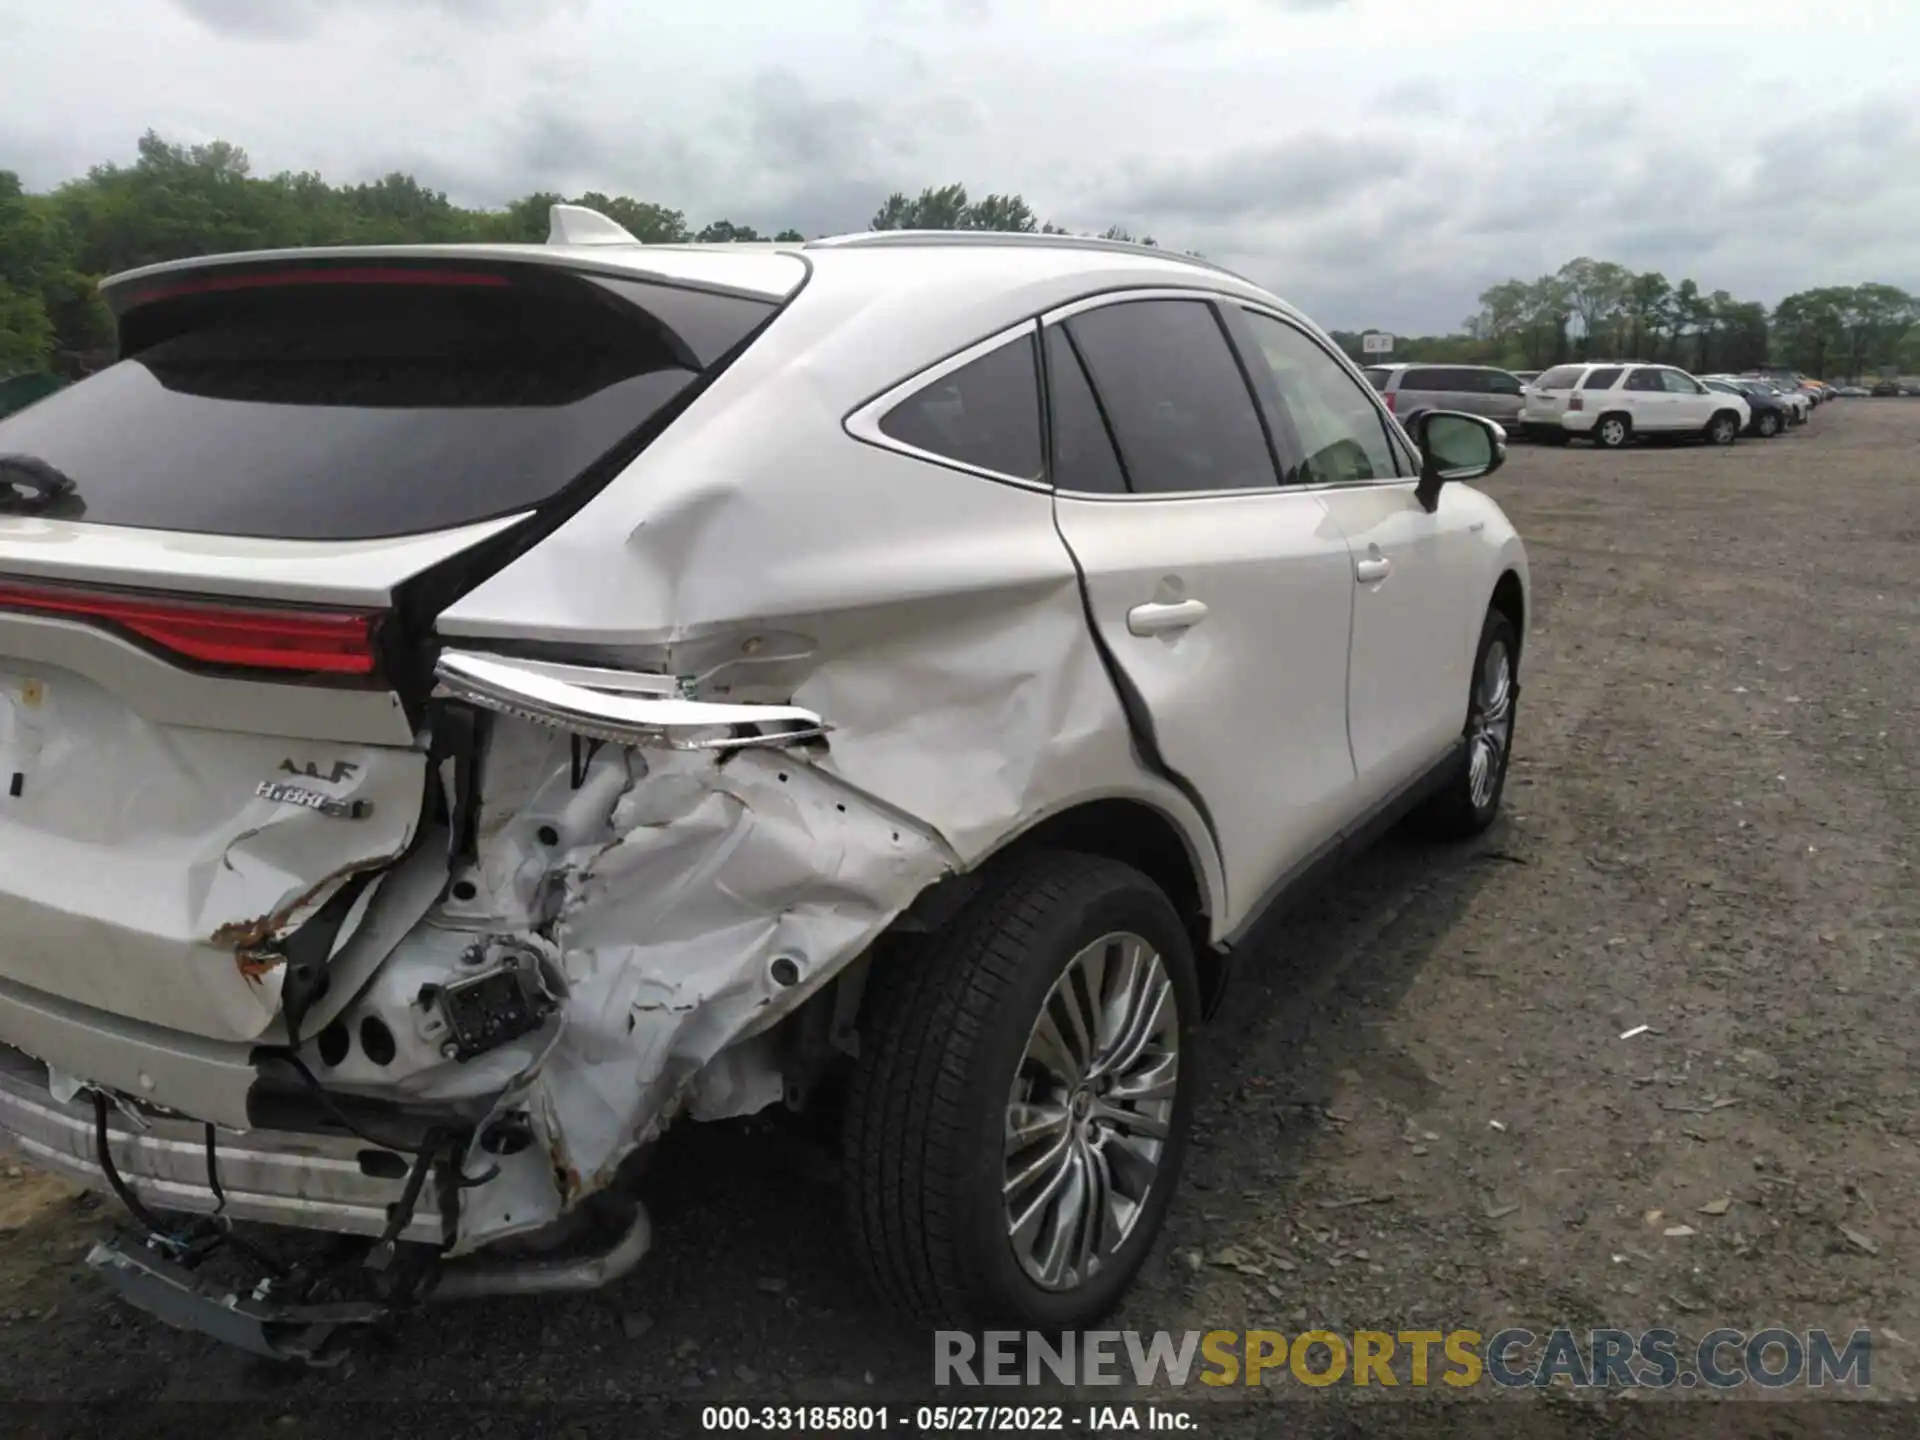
[1381,391,1395,413]
[1568,394,1585,411]
[0,583,381,676]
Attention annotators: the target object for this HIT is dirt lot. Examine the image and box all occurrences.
[0,400,1915,1434]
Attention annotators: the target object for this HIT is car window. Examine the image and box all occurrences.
[879,332,1044,481]
[1446,369,1491,394]
[1064,300,1278,495]
[1361,367,1392,391]
[1623,368,1664,392]
[1401,367,1443,391]
[1486,371,1524,396]
[1536,365,1584,389]
[1659,370,1704,395]
[0,273,773,541]
[1234,309,1405,485]
[1043,325,1128,495]
[1582,367,1624,390]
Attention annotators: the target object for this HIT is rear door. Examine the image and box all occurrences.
[0,257,783,1041]
[1046,295,1358,915]
[1620,366,1674,429]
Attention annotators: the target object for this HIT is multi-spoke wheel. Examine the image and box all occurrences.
[844,852,1199,1327]
[1004,932,1178,1292]
[1416,605,1520,839]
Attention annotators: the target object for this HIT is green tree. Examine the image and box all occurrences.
[696,219,762,243]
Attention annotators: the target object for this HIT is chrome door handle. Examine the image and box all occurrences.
[1126,599,1210,636]
[1355,556,1392,583]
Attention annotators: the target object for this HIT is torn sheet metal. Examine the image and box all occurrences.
[296,709,952,1253]
[0,660,423,1042]
[526,743,949,1206]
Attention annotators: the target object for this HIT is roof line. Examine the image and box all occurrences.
[804,229,1247,281]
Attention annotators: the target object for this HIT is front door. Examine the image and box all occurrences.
[1660,367,1715,428]
[1226,305,1477,809]
[1043,296,1359,916]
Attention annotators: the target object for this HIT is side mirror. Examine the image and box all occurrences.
[1411,410,1504,513]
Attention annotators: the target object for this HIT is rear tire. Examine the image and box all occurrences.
[1414,608,1518,840]
[843,851,1200,1328]
[1593,413,1632,449]
[1706,410,1741,445]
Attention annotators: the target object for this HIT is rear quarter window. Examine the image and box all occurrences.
[878,333,1044,482]
[1535,366,1584,389]
[0,268,775,541]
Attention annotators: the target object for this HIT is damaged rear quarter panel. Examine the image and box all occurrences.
[415,265,1226,1243]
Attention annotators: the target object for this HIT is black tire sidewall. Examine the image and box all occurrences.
[950,868,1202,1329]
[1463,610,1519,828]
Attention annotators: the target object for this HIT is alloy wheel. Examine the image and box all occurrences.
[1468,639,1515,811]
[1004,931,1179,1292]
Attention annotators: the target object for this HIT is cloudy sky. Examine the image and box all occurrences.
[2,0,1915,331]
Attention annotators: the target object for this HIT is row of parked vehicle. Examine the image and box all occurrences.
[1362,361,1833,449]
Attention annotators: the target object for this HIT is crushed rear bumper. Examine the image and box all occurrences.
[0,1045,442,1244]
[86,1237,388,1366]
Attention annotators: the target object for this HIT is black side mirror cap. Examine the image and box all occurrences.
[1410,410,1505,512]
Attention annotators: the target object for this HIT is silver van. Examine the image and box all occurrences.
[1363,363,1527,428]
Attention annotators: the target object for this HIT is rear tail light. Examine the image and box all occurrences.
[1568,394,1585,411]
[1381,391,1396,413]
[0,582,382,677]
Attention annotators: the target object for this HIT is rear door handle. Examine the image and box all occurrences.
[1126,599,1210,636]
[1355,556,1392,584]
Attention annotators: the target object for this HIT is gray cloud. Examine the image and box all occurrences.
[8,2,1915,334]
[1105,134,1411,223]
[168,0,584,41]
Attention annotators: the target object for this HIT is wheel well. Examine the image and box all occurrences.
[1490,569,1525,661]
[1006,799,1223,1010]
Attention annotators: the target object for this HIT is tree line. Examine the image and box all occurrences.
[2,132,1915,382]
[1330,261,1917,380]
[0,134,1175,378]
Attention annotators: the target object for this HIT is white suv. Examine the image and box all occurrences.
[0,210,1527,1358]
[1521,362,1750,448]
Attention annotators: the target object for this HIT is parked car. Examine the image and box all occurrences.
[1521,362,1749,448]
[1708,375,1808,426]
[0,212,1529,1357]
[1703,378,1789,436]
[1835,385,1871,397]
[1870,379,1903,397]
[1361,363,1528,429]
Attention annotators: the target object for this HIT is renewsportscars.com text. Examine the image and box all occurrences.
[935,1327,1873,1390]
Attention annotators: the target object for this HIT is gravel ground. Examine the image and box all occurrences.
[0,399,1915,1435]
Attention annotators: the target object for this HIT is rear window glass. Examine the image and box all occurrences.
[1535,366,1584,389]
[1581,367,1624,390]
[0,270,773,541]
[879,333,1044,482]
[1361,368,1391,391]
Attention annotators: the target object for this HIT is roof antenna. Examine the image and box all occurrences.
[547,204,640,246]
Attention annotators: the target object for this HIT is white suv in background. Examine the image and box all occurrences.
[1521,362,1750,449]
